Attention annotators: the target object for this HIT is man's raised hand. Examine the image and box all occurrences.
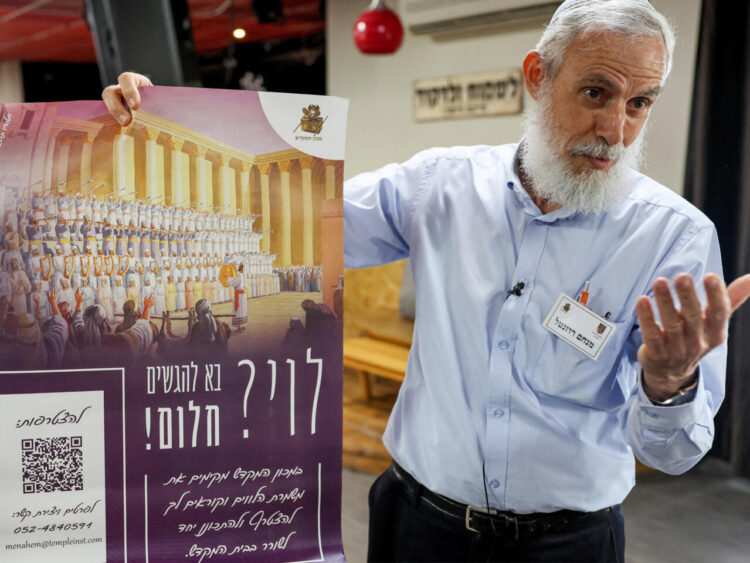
[102,72,153,126]
[636,273,750,402]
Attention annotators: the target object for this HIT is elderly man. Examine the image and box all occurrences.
[104,2,750,560]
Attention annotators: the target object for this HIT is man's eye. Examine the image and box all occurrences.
[631,97,650,110]
[585,88,601,100]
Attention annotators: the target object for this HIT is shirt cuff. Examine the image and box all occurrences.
[636,369,704,430]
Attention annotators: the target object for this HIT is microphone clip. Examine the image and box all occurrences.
[506,281,525,299]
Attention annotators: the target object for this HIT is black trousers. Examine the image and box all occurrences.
[367,464,625,563]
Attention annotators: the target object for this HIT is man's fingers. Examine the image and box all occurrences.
[703,274,730,348]
[653,277,686,358]
[118,72,152,111]
[674,273,704,354]
[636,296,666,359]
[101,72,153,126]
[727,273,750,313]
[102,85,132,126]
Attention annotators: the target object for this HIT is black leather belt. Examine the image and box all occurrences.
[389,462,613,539]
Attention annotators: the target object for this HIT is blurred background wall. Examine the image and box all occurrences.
[0,60,23,102]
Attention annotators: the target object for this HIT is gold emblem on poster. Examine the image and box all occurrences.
[294,104,327,135]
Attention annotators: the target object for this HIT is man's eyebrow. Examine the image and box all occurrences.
[578,74,620,92]
[578,74,662,98]
[638,86,662,98]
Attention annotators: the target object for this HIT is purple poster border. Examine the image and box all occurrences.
[0,368,126,561]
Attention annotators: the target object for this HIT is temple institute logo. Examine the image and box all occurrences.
[293,104,327,136]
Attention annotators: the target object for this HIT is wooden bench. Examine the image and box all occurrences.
[343,336,410,401]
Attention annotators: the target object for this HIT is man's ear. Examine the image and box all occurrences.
[523,50,546,100]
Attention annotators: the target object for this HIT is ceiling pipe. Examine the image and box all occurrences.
[0,0,54,24]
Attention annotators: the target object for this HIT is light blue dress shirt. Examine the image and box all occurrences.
[344,143,726,514]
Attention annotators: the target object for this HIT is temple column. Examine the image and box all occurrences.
[240,161,252,215]
[43,127,62,194]
[324,159,337,200]
[300,156,314,265]
[277,160,293,267]
[113,127,136,200]
[216,153,233,214]
[113,127,130,198]
[257,163,272,254]
[143,126,162,203]
[188,145,208,211]
[80,132,96,186]
[203,150,214,212]
[228,161,237,214]
[168,136,185,207]
[54,136,73,188]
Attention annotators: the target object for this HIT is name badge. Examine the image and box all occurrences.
[543,293,615,360]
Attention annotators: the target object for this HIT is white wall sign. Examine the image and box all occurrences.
[413,68,523,122]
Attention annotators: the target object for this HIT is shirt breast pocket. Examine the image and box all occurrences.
[530,318,635,409]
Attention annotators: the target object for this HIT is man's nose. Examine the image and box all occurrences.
[595,106,626,147]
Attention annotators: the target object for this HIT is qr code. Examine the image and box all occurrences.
[21,437,83,494]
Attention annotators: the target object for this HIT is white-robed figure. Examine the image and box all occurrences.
[141,278,154,313]
[9,258,31,316]
[30,281,51,319]
[112,277,127,320]
[57,278,75,312]
[211,276,221,305]
[52,245,65,289]
[98,277,114,322]
[80,278,96,310]
[228,263,247,329]
[153,277,166,317]
[175,276,186,310]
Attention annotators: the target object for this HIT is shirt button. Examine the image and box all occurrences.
[507,181,514,189]
[492,409,505,418]
[490,479,501,489]
[498,341,509,350]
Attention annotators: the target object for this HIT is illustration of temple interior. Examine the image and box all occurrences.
[0,101,344,366]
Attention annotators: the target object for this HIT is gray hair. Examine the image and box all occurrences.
[537,0,675,81]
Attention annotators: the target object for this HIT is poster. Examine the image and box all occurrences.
[0,86,347,562]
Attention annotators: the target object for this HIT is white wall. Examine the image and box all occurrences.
[327,0,701,195]
[0,60,24,103]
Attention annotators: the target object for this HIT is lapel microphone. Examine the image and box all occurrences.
[506,281,525,299]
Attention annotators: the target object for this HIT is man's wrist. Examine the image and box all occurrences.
[643,371,699,406]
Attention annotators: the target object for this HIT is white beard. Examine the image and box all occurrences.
[520,87,646,215]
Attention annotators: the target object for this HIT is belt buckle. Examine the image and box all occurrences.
[465,505,482,533]
[465,506,520,539]
[465,505,496,533]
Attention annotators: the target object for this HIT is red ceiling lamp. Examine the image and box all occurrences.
[353,0,404,55]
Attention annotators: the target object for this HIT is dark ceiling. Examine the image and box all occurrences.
[0,0,325,63]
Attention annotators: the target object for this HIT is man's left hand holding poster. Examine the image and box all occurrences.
[0,87,348,562]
